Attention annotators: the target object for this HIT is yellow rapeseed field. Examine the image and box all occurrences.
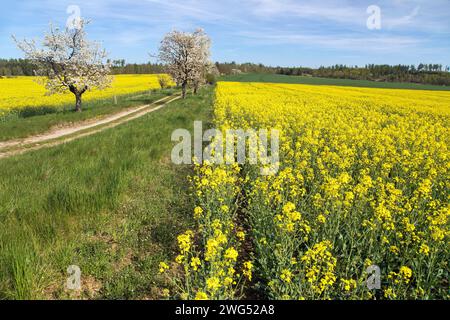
[162,82,450,300]
[0,74,169,117]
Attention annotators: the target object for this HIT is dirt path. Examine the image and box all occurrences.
[0,94,181,159]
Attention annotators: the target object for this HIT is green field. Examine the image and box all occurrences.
[0,87,213,299]
[220,73,450,91]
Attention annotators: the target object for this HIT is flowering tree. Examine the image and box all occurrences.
[14,20,112,112]
[158,29,211,99]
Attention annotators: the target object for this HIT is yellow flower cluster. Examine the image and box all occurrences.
[274,202,302,233]
[0,74,173,117]
[388,266,413,285]
[301,241,337,295]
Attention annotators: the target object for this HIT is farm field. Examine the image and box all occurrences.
[221,73,450,91]
[0,75,176,141]
[0,74,171,116]
[162,82,450,300]
[0,88,213,299]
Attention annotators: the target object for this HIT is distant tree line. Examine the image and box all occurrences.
[2,58,449,86]
[0,58,165,76]
[108,60,166,74]
[0,59,36,76]
[214,62,276,74]
[215,62,450,86]
[276,64,450,86]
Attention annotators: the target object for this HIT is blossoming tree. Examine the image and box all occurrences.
[14,20,112,112]
[158,29,211,99]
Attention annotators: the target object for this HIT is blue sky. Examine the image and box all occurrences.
[1,0,449,67]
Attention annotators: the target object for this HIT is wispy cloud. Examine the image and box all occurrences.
[238,29,422,52]
[250,0,365,24]
[384,5,420,29]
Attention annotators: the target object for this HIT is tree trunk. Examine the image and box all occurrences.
[181,82,187,99]
[193,82,199,95]
[75,93,82,112]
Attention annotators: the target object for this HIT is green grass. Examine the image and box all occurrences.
[0,87,213,299]
[0,88,178,142]
[220,73,450,91]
